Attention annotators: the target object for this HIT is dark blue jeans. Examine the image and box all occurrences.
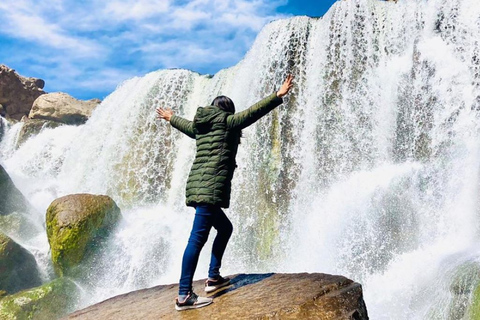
[178,205,233,295]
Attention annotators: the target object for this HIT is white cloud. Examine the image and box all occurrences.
[0,0,289,99]
[104,0,171,21]
[0,1,103,57]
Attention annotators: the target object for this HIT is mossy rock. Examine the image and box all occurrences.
[46,194,121,276]
[0,277,78,320]
[448,261,480,320]
[450,261,480,295]
[0,165,29,216]
[470,283,480,319]
[0,232,41,294]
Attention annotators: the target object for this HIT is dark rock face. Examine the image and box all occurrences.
[0,232,42,294]
[0,65,46,120]
[46,194,121,276]
[0,117,5,142]
[0,165,29,216]
[65,273,369,320]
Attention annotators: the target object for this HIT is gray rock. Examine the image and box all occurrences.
[0,115,5,142]
[0,65,45,120]
[29,92,100,125]
[0,212,39,241]
[0,232,42,294]
[17,116,62,146]
[0,165,29,216]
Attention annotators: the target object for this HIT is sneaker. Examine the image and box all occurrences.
[175,292,213,311]
[205,276,231,293]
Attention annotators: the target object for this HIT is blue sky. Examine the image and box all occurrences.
[0,0,337,100]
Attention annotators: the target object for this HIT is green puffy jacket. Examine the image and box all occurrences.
[170,92,283,208]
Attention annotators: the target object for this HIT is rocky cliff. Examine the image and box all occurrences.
[65,273,369,320]
[0,65,45,120]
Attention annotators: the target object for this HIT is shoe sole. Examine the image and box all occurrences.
[205,281,231,293]
[175,300,213,311]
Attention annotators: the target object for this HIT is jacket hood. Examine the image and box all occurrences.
[193,106,229,133]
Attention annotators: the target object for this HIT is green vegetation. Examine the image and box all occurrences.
[0,278,78,320]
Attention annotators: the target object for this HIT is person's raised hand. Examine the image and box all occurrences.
[156,107,174,122]
[277,74,294,98]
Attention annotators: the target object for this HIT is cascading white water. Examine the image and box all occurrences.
[0,0,479,318]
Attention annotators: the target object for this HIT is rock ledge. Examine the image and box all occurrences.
[65,273,369,320]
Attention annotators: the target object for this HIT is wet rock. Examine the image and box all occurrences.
[0,116,5,141]
[0,232,42,294]
[46,194,121,276]
[0,277,78,320]
[29,93,100,125]
[470,283,480,319]
[448,261,480,319]
[0,65,46,120]
[0,165,29,216]
[0,212,39,241]
[17,116,62,146]
[65,273,369,320]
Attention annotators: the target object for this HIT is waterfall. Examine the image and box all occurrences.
[1,0,480,318]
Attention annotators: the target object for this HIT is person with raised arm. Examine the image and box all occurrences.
[156,75,294,311]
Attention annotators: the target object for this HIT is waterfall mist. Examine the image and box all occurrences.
[1,0,480,318]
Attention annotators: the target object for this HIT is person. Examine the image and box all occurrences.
[156,75,294,311]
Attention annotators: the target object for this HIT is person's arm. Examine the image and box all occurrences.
[226,75,294,130]
[156,107,195,139]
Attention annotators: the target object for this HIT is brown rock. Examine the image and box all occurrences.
[0,65,46,120]
[64,273,369,320]
[29,92,100,125]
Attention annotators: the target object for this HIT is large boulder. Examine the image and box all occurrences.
[0,165,29,215]
[0,232,42,294]
[29,93,100,125]
[0,277,78,320]
[46,194,121,276]
[0,65,45,120]
[65,273,369,319]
